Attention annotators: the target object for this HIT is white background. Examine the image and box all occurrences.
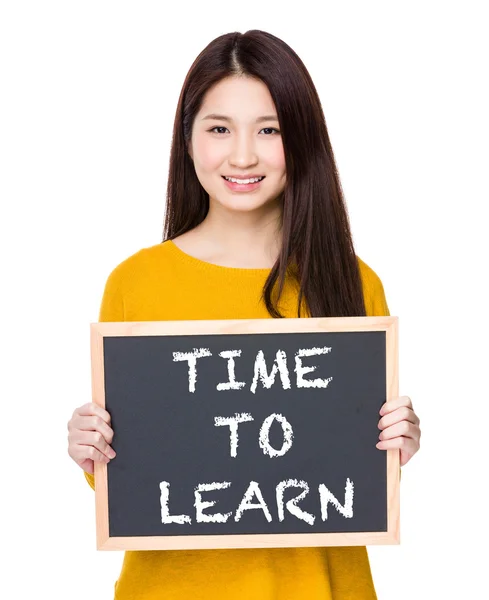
[1,1,487,598]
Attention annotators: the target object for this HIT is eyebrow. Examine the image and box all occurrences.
[201,113,279,123]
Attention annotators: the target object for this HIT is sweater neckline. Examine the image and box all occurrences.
[165,239,273,276]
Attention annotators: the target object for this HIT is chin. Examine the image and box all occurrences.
[214,194,279,214]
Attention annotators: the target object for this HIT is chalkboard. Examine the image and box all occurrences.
[90,316,399,550]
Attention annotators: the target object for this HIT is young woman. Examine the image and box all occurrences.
[67,29,421,600]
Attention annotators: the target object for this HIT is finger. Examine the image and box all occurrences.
[69,443,111,466]
[71,414,114,444]
[79,459,95,475]
[379,396,413,416]
[376,436,418,454]
[73,402,111,425]
[71,430,116,459]
[378,406,419,430]
[378,421,419,442]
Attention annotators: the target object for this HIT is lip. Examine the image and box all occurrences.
[222,175,265,180]
[222,175,265,193]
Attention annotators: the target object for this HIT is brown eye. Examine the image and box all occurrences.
[210,127,229,134]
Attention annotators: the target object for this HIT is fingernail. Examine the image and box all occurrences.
[108,449,116,458]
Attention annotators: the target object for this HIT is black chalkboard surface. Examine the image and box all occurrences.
[90,317,399,550]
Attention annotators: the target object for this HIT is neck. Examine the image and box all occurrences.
[178,199,283,269]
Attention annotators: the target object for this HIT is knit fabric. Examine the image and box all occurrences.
[85,240,390,599]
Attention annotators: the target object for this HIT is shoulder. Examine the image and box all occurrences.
[103,241,173,289]
[356,256,390,317]
[356,256,384,291]
[98,242,175,322]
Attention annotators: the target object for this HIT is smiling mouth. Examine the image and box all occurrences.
[222,176,265,184]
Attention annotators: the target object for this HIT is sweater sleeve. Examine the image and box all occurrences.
[358,258,403,482]
[84,266,126,491]
[98,266,126,322]
[358,258,390,318]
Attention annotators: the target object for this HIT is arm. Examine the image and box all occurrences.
[360,260,421,467]
[84,266,125,490]
[357,258,390,318]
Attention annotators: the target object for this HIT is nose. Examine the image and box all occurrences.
[228,131,259,168]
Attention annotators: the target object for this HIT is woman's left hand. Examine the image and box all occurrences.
[376,396,421,466]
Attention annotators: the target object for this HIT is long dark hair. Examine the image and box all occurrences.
[164,30,366,318]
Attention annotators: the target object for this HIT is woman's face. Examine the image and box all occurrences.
[189,76,286,216]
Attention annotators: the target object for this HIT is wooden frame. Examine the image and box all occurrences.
[91,316,399,550]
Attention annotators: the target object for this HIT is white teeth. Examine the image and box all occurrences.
[224,176,264,184]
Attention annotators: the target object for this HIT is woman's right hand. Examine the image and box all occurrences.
[67,402,116,474]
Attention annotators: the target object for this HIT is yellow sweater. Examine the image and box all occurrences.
[85,239,390,600]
